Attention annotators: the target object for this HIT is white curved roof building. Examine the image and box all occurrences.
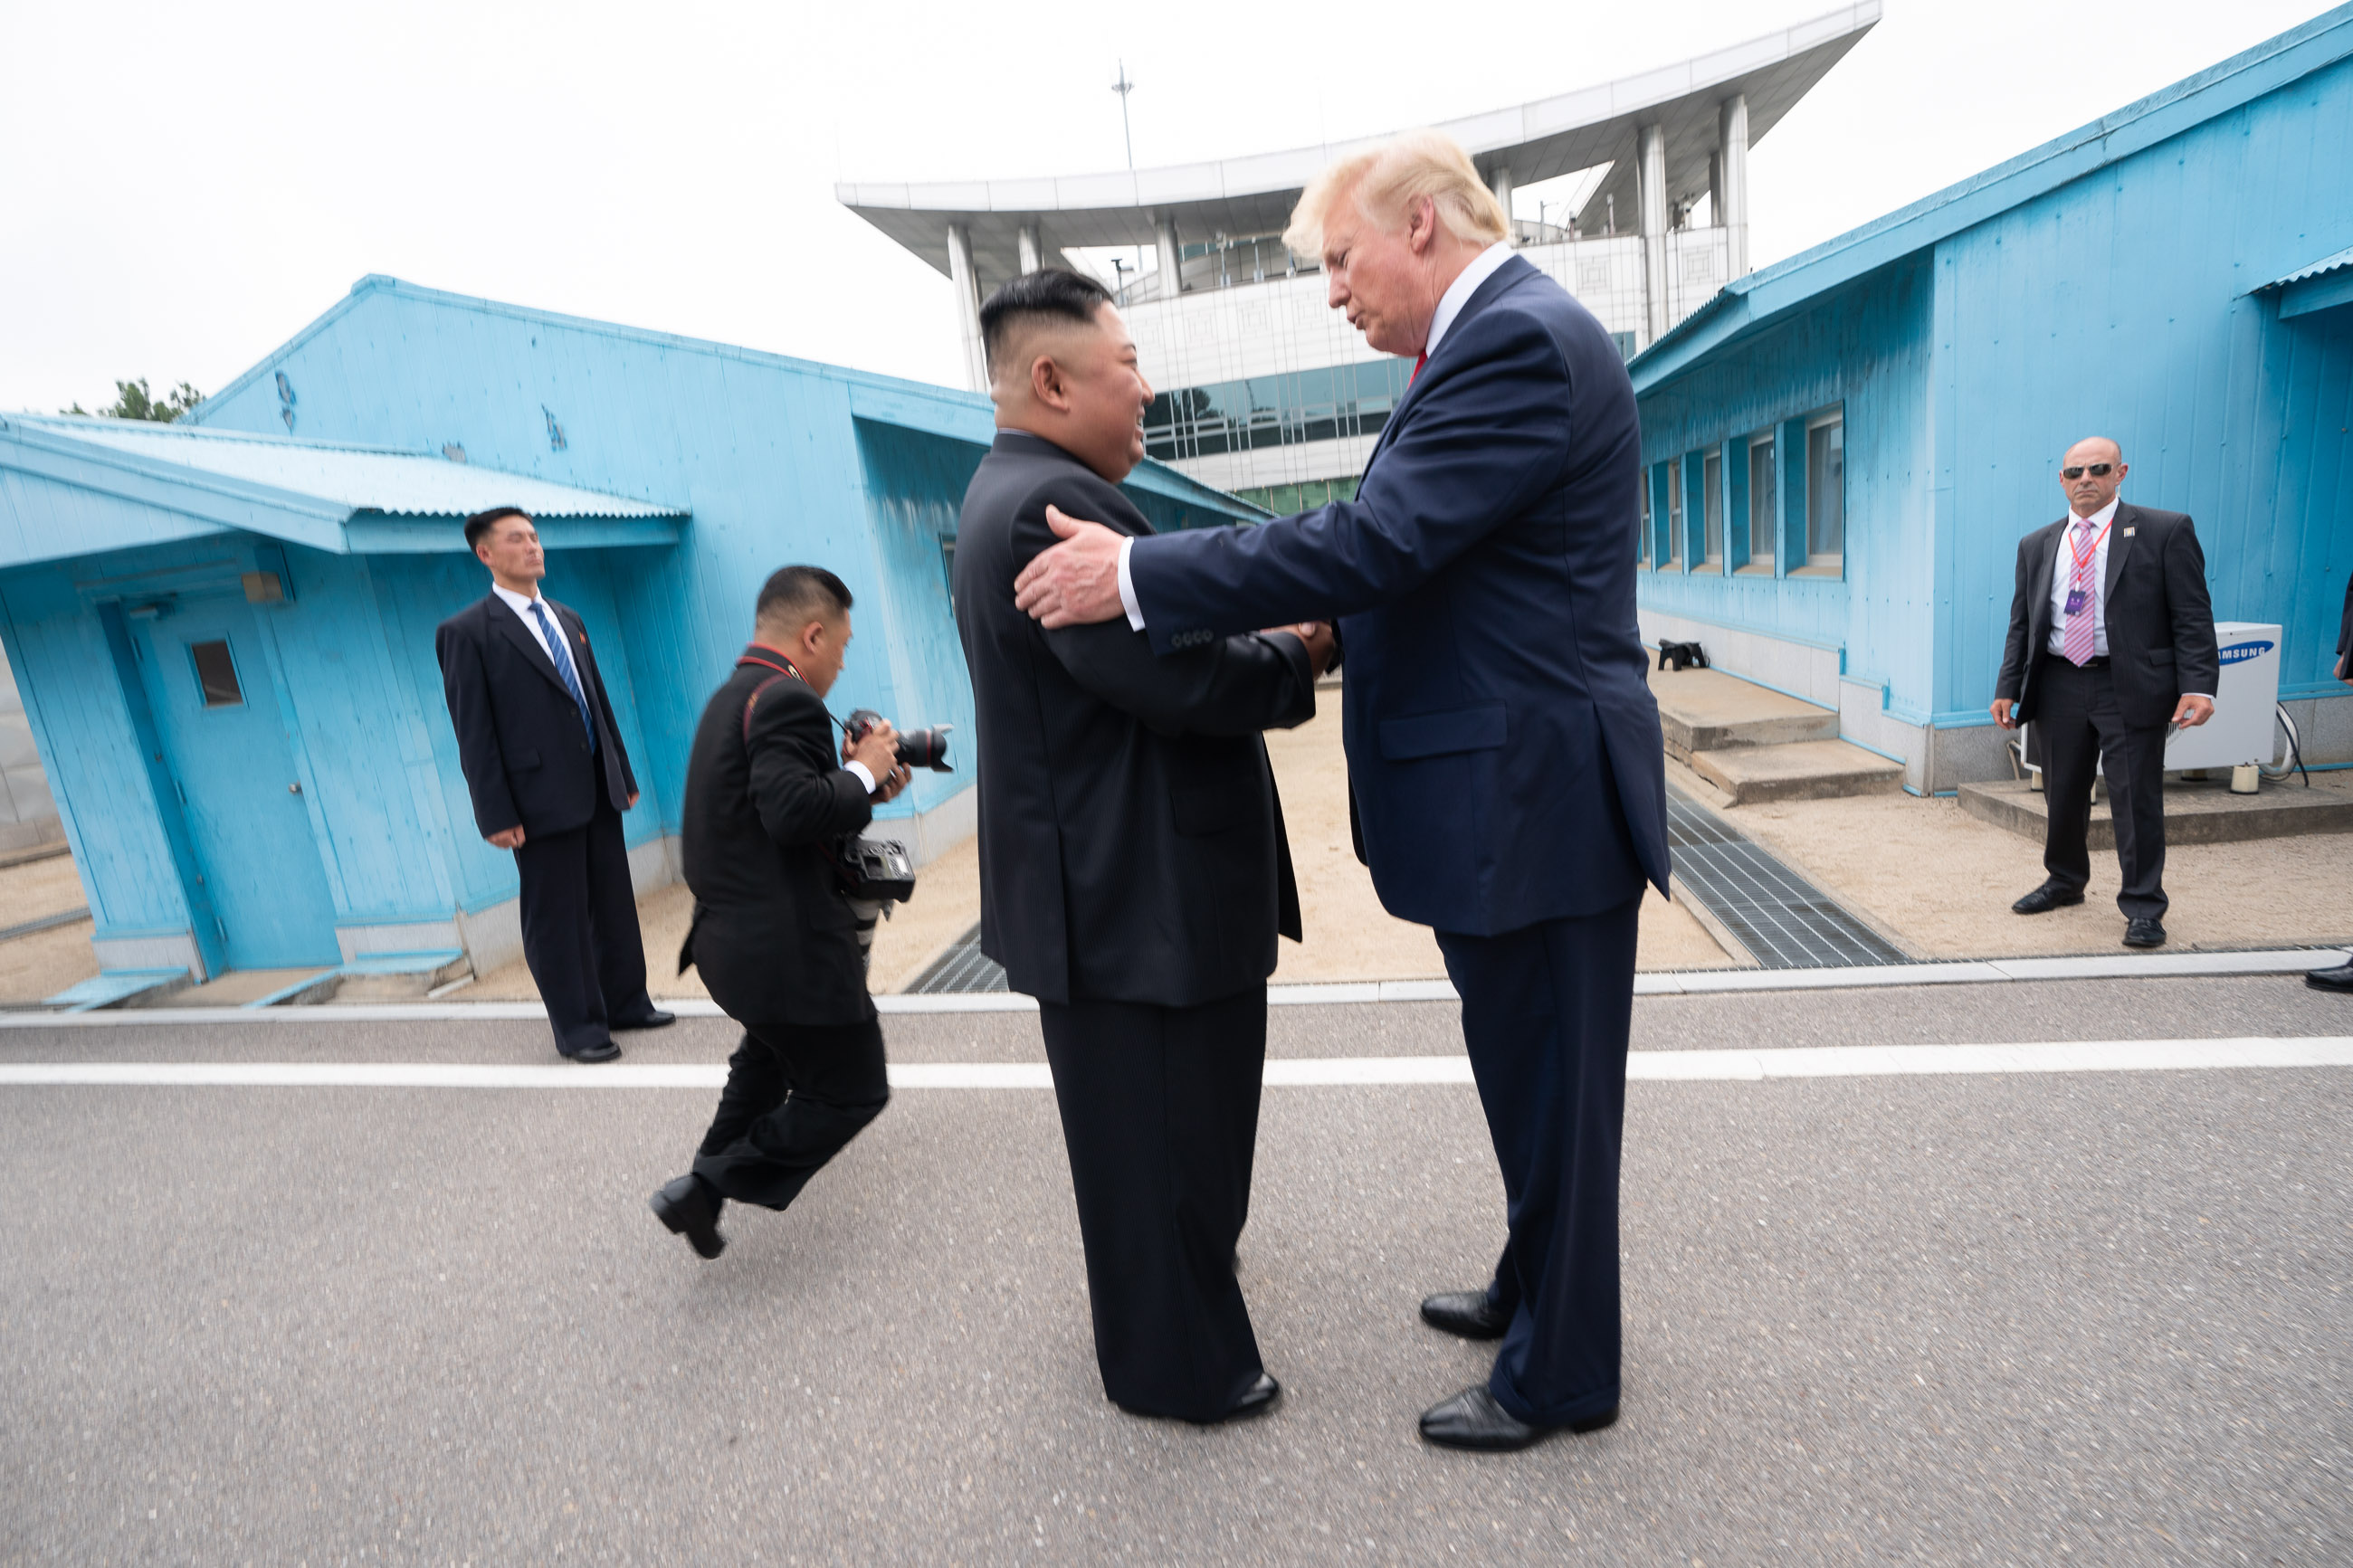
[841,3,1879,506]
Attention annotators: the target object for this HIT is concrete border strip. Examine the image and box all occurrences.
[0,1037,2346,1088]
[0,947,2339,1028]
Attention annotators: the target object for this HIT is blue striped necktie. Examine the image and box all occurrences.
[529,600,597,751]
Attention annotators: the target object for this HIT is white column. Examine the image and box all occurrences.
[946,222,987,393]
[1637,122,1669,344]
[1489,166,1515,242]
[1714,93,1750,278]
[1154,215,1182,297]
[1016,223,1042,275]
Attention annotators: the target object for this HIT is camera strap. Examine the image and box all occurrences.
[737,649,853,745]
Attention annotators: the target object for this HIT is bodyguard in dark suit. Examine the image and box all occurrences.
[1014,134,1666,1450]
[2304,575,2353,991]
[1994,439,2218,947]
[436,507,671,1061]
[647,565,911,1260]
[957,271,1328,1424]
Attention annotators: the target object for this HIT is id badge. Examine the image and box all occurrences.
[2063,588,2088,615]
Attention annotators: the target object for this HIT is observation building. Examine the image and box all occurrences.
[839,4,1879,511]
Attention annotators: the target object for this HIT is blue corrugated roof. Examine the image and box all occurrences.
[2262,244,2353,290]
[5,416,683,518]
[1632,1,2353,389]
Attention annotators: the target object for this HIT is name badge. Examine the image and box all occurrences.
[2063,588,2088,614]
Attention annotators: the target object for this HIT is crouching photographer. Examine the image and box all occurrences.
[650,565,925,1262]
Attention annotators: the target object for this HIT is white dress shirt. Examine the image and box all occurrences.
[491,581,566,664]
[2045,499,2119,659]
[1115,241,1519,631]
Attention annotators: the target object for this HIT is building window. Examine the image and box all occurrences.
[1806,413,1844,567]
[190,640,243,708]
[1666,461,1684,569]
[1701,451,1723,568]
[1639,476,1652,567]
[1142,360,1415,461]
[1748,435,1777,573]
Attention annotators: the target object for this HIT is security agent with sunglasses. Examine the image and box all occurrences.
[648,565,911,1260]
[1993,439,2217,947]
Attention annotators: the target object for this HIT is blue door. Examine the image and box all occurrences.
[134,596,342,969]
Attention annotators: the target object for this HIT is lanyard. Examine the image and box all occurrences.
[2066,514,2113,575]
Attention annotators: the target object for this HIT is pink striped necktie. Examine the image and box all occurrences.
[2063,517,2100,666]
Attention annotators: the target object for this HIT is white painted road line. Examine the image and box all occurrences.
[0,1038,2345,1089]
[1,947,2340,1027]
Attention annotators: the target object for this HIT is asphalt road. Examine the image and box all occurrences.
[2,974,2347,1565]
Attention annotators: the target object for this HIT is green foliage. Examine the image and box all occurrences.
[61,378,205,423]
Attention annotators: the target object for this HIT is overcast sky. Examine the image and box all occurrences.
[0,0,2333,413]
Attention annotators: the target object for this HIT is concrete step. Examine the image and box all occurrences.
[1958,775,2353,848]
[1652,665,1839,761]
[1689,738,1906,805]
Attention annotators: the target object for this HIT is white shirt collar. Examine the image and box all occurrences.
[491,582,544,614]
[1423,242,1516,362]
[2070,498,2120,531]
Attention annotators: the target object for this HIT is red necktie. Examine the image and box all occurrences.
[1412,350,1428,383]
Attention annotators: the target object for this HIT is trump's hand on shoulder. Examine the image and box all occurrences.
[1015,505,1126,628]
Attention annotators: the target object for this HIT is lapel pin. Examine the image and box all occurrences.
[2122,527,2135,537]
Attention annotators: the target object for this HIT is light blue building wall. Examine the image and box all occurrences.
[1632,5,2353,792]
[0,281,1256,984]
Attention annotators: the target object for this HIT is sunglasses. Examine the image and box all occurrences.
[2062,463,2116,480]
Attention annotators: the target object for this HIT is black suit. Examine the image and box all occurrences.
[956,431,1317,1421]
[437,591,653,1056]
[679,649,887,1210]
[1996,502,2219,919]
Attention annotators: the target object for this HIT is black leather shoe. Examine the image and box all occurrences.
[614,1008,676,1031]
[1421,1289,1510,1340]
[1418,1386,1615,1451]
[649,1174,726,1259]
[1218,1373,1281,1423]
[563,1039,623,1063]
[2012,882,2086,915]
[2123,917,2167,948]
[2305,961,2353,992]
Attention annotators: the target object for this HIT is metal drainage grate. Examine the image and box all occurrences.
[903,923,1009,994]
[1665,784,1907,969]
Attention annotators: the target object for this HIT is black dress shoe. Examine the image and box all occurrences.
[1215,1373,1281,1423]
[2123,917,2167,948]
[2305,961,2353,992]
[562,1039,623,1063]
[1420,1289,1510,1340]
[614,1007,676,1031]
[2012,882,2087,915]
[649,1174,726,1259]
[1418,1386,1617,1452]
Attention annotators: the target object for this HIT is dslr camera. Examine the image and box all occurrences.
[844,708,953,773]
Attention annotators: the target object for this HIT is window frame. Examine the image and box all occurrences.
[189,638,246,710]
[1800,408,1846,576]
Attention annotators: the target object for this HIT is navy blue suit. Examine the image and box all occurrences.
[1128,253,1666,1425]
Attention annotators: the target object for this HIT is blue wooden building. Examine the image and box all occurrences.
[1630,4,2353,793]
[0,280,1254,986]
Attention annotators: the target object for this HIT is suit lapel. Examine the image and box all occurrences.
[1367,255,1535,470]
[2029,522,2064,651]
[489,594,572,696]
[2101,503,2135,608]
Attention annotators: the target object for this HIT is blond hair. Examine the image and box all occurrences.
[1283,129,1510,258]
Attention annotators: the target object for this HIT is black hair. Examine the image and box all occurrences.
[755,565,853,630]
[978,269,1115,381]
[463,506,532,551]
